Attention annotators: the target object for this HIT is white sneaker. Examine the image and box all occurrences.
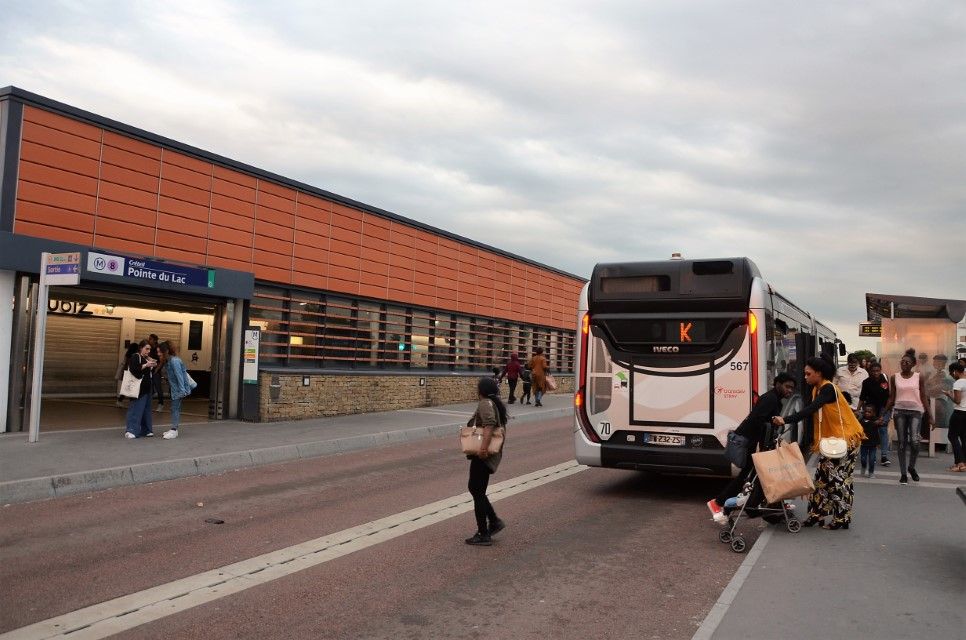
[116,401,124,408]
[155,405,165,413]
[162,430,179,439]
[124,432,136,439]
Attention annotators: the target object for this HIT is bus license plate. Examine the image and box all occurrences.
[646,433,685,446]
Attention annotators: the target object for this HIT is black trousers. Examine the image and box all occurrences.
[507,378,518,402]
[468,458,498,533]
[153,372,165,406]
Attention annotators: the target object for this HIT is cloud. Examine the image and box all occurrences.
[2,0,963,348]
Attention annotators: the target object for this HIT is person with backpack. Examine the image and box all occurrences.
[158,342,195,439]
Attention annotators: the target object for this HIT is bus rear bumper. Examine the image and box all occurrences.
[599,442,731,476]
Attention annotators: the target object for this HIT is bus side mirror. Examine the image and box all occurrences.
[838,343,847,357]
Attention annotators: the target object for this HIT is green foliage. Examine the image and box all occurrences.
[851,349,876,361]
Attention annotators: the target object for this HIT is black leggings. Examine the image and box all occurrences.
[468,458,498,534]
[507,378,518,402]
[950,410,966,465]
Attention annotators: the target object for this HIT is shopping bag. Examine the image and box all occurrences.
[119,370,142,399]
[545,374,558,392]
[186,372,198,390]
[752,441,814,503]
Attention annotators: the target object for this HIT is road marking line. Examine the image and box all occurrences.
[0,461,586,640]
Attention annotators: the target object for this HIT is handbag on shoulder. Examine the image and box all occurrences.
[460,425,506,456]
[459,399,506,455]
[119,369,141,399]
[817,385,848,459]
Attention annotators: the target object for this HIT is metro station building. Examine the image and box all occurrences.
[0,87,584,432]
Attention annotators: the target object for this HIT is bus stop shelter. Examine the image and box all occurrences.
[866,292,966,456]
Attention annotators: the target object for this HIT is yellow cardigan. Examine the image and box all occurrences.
[811,382,866,451]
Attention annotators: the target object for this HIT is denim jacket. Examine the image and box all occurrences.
[165,356,193,400]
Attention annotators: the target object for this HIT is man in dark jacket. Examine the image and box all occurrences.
[707,373,796,522]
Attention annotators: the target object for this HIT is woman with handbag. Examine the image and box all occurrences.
[464,377,508,546]
[773,355,866,530]
[124,340,158,439]
[158,342,196,440]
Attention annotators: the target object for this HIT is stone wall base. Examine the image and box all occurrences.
[258,372,575,422]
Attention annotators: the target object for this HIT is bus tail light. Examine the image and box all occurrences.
[576,312,600,443]
[749,310,759,401]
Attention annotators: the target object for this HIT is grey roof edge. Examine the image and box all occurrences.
[866,292,966,323]
[0,85,586,283]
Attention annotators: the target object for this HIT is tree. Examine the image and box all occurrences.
[852,349,876,362]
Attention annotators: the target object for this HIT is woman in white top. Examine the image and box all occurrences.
[884,349,932,484]
[943,362,966,471]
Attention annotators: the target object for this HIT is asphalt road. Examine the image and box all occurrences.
[0,416,760,639]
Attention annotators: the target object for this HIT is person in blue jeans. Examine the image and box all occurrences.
[860,362,892,466]
[159,341,194,439]
[125,340,158,438]
[858,404,881,478]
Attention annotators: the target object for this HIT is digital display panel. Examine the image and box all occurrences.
[603,318,735,345]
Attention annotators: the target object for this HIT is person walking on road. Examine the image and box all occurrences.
[706,373,797,522]
[943,362,966,472]
[528,347,550,407]
[499,352,524,404]
[158,342,194,439]
[773,355,865,530]
[125,340,158,439]
[860,362,892,467]
[884,348,933,484]
[464,377,508,546]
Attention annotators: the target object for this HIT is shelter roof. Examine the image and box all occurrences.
[866,293,966,323]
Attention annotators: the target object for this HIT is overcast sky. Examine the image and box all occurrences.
[2,1,964,349]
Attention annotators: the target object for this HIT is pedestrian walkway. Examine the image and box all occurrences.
[0,394,573,504]
[696,451,966,640]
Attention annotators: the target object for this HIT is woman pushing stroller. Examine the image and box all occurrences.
[707,373,797,523]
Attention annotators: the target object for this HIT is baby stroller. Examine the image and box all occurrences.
[717,424,803,553]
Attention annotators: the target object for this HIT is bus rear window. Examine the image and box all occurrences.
[599,275,670,294]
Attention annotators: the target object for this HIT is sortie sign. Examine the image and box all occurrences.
[87,251,215,289]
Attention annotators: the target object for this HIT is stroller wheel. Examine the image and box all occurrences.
[730,537,747,553]
[718,530,733,543]
[786,518,802,533]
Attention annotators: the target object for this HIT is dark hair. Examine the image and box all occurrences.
[950,362,965,375]
[901,348,916,365]
[125,342,139,357]
[804,354,835,380]
[159,341,176,356]
[773,372,795,386]
[137,339,150,349]
[149,334,159,341]
[534,347,544,355]
[477,377,508,425]
[847,354,858,364]
[841,390,853,405]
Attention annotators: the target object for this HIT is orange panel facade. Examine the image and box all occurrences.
[11,104,584,329]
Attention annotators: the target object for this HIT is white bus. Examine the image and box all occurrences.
[574,257,841,476]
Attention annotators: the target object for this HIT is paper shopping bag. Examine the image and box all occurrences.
[752,441,814,503]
